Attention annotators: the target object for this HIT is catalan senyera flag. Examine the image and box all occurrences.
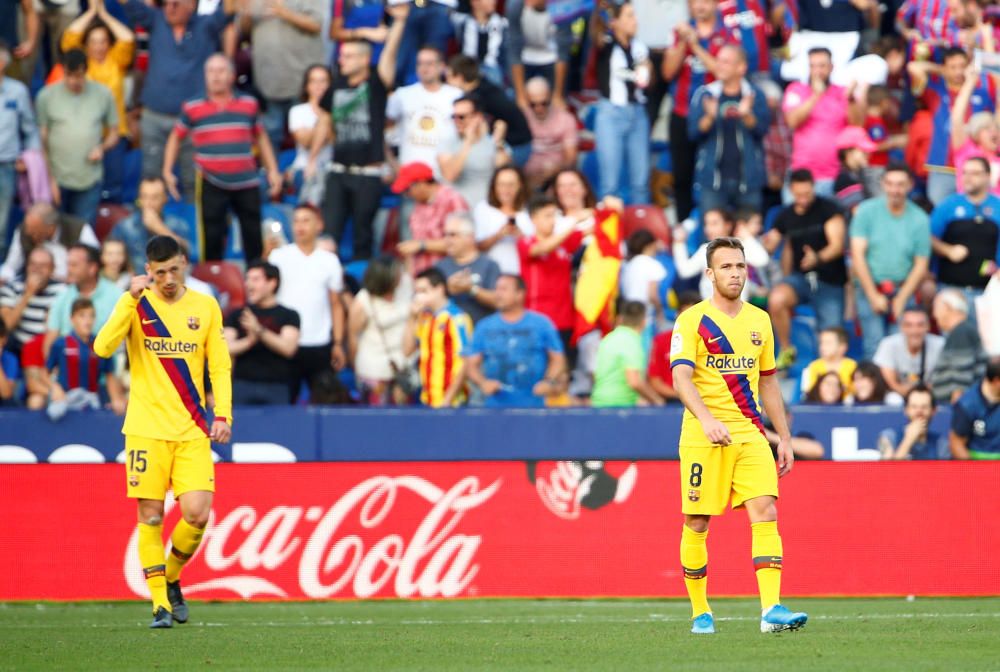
[572,207,622,345]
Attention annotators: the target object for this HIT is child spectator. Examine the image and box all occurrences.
[734,207,772,300]
[620,229,666,335]
[45,297,125,420]
[100,239,132,293]
[850,361,903,406]
[863,85,906,194]
[833,126,877,217]
[801,326,857,401]
[804,370,846,406]
[0,320,18,406]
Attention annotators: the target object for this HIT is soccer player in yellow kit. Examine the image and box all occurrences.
[669,237,807,634]
[95,236,232,629]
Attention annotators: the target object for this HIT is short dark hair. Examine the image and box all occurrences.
[498,273,526,292]
[418,44,445,61]
[361,256,401,297]
[71,297,95,316]
[808,47,832,60]
[620,300,646,327]
[626,229,656,258]
[942,46,970,63]
[820,326,849,346]
[453,95,480,113]
[866,84,890,107]
[448,55,480,83]
[62,48,88,73]
[901,306,930,322]
[70,243,101,267]
[677,290,702,312]
[247,260,281,292]
[986,358,1000,381]
[734,207,758,224]
[527,194,557,215]
[884,161,913,181]
[705,236,745,267]
[416,267,448,292]
[964,155,991,174]
[294,203,323,219]
[905,383,936,408]
[789,168,815,185]
[146,235,184,263]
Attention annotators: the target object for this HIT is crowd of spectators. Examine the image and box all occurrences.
[1,0,1000,459]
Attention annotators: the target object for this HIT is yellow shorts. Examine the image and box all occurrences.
[125,435,215,500]
[679,439,778,516]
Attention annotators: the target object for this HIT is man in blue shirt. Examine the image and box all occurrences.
[121,0,235,200]
[0,41,40,262]
[878,384,950,459]
[463,274,566,407]
[951,359,1000,460]
[930,156,1000,311]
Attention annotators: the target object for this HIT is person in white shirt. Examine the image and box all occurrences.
[672,207,769,300]
[386,46,462,174]
[473,164,534,274]
[620,228,666,331]
[287,64,333,195]
[267,203,346,400]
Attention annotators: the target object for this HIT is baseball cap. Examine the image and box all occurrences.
[391,162,435,194]
[835,126,878,153]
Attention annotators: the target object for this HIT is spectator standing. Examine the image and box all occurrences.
[591,300,664,407]
[240,0,325,151]
[387,46,463,174]
[435,212,500,324]
[688,44,769,213]
[873,306,944,398]
[59,0,134,202]
[522,77,578,189]
[1,203,98,284]
[634,0,687,125]
[347,256,412,405]
[473,165,534,274]
[328,0,389,61]
[759,79,791,213]
[801,326,856,401]
[517,195,588,355]
[108,177,192,273]
[267,204,346,399]
[393,162,470,275]
[662,0,732,222]
[447,56,533,167]
[592,0,651,204]
[123,0,235,199]
[878,384,951,459]
[402,267,474,407]
[908,47,996,204]
[782,47,857,197]
[506,0,574,109]
[928,289,986,404]
[850,164,932,359]
[463,274,565,407]
[44,296,125,418]
[395,0,454,87]
[36,49,118,226]
[620,229,666,332]
[1,0,38,84]
[287,65,333,200]
[438,96,509,209]
[0,248,64,358]
[647,290,701,403]
[164,54,281,263]
[0,41,39,261]
[930,156,1000,307]
[763,169,847,368]
[306,3,408,261]
[950,358,1000,459]
[950,66,1000,194]
[43,244,122,353]
[451,0,508,86]
[223,261,301,405]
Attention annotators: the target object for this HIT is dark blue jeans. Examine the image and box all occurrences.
[60,183,102,226]
[397,2,453,87]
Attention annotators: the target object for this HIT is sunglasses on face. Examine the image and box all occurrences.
[529,100,550,108]
[452,113,470,121]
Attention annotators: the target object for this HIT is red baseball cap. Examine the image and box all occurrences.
[391,162,435,194]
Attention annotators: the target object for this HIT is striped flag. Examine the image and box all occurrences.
[572,207,622,345]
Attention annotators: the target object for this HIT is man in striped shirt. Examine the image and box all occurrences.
[403,267,473,408]
[162,54,281,263]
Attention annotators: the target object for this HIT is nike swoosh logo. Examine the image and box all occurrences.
[708,336,724,344]
[141,319,158,325]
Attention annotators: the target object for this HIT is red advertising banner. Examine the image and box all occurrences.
[2,461,998,600]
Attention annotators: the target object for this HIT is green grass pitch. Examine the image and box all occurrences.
[2,598,998,671]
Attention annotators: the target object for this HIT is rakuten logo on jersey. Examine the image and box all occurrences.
[124,475,502,599]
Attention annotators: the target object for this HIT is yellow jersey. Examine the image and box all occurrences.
[669,300,776,446]
[95,287,232,441]
[416,303,473,407]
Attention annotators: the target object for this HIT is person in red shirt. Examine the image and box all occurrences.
[647,290,702,402]
[517,195,593,362]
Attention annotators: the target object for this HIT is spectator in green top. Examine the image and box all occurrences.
[590,301,665,408]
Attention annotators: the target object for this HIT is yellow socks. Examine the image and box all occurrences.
[680,525,710,617]
[751,521,783,610]
[137,523,169,613]
[165,518,205,583]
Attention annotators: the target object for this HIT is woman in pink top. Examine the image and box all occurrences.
[951,64,1000,194]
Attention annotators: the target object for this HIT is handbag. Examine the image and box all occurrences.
[369,299,421,399]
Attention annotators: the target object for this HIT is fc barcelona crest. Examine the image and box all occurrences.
[129,475,140,487]
[750,331,762,346]
[688,489,700,502]
[188,316,201,330]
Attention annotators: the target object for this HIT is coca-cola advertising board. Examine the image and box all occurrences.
[2,461,998,600]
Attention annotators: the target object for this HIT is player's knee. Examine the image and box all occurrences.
[685,516,710,533]
[183,510,210,529]
[143,515,163,526]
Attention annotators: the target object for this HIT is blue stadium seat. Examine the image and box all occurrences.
[162,202,199,262]
[786,315,819,382]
